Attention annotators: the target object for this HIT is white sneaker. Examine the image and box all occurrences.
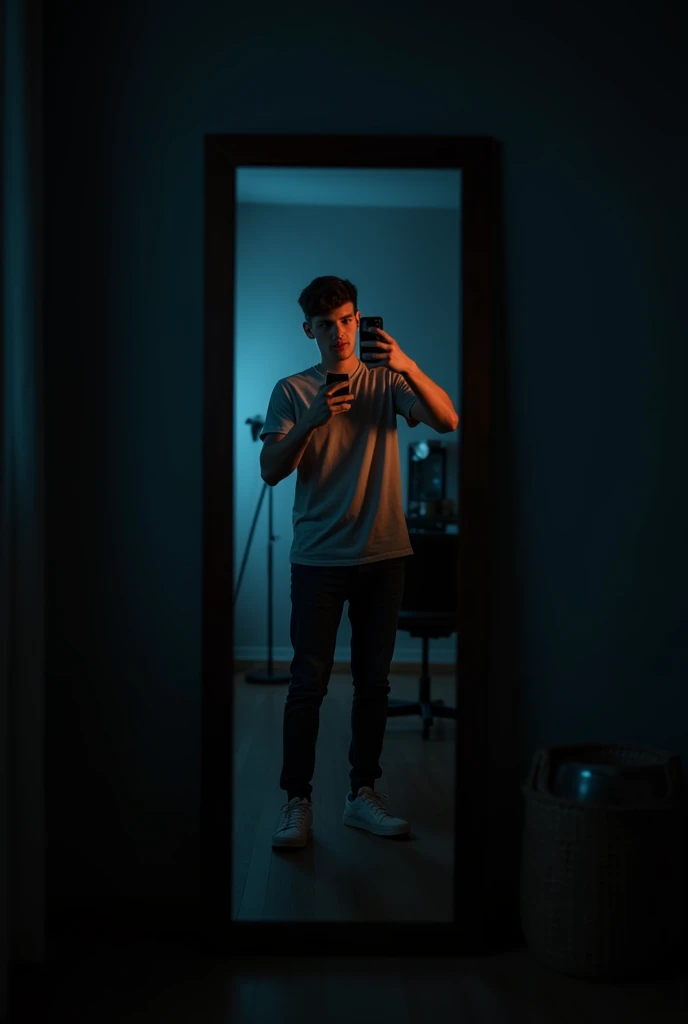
[272,796,313,848]
[343,786,410,837]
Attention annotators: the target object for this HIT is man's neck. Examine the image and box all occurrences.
[318,356,360,375]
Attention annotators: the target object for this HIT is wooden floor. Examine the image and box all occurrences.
[12,933,687,1023]
[232,666,456,922]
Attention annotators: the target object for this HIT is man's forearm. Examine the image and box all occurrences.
[260,417,316,486]
[403,362,459,432]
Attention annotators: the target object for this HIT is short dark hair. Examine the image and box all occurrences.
[298,276,358,323]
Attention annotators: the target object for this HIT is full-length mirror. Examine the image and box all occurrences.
[231,167,462,922]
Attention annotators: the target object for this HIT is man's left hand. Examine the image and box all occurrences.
[361,327,415,375]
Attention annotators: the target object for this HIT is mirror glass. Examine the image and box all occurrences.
[232,166,462,922]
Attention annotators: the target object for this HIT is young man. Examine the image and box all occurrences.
[260,276,459,849]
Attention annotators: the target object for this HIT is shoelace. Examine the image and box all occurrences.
[357,790,391,820]
[280,800,310,828]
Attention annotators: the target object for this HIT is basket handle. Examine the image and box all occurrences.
[523,745,686,801]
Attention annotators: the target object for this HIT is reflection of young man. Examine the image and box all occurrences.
[260,276,459,849]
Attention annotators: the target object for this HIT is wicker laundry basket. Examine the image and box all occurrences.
[520,742,687,980]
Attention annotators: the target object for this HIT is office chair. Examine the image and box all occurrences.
[387,530,459,740]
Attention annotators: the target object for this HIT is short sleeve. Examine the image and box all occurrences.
[390,371,420,427]
[260,379,296,441]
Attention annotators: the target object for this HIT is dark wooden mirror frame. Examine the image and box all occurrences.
[202,134,514,956]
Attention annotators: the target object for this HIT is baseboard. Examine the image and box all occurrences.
[234,645,456,668]
[234,658,456,676]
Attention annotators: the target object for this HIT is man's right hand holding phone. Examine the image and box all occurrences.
[305,382,355,428]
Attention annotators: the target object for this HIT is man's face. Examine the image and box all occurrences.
[303,302,360,362]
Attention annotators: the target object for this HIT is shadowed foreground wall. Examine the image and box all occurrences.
[43,1,688,928]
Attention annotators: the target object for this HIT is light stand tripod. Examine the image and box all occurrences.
[235,416,290,684]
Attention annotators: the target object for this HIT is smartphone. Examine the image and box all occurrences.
[326,371,350,398]
[360,316,384,362]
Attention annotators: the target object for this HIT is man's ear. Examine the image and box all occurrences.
[303,321,314,338]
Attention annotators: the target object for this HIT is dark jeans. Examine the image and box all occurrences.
[280,555,407,801]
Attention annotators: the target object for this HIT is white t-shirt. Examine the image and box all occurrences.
[260,359,419,566]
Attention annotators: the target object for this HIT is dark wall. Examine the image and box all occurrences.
[43,2,688,928]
